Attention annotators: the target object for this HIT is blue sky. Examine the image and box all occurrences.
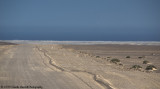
[0,0,160,41]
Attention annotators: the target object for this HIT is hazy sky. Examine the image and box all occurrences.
[0,0,160,41]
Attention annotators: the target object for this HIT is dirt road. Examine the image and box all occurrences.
[0,44,104,89]
[0,44,160,89]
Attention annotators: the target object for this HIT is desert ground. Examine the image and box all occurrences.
[0,42,160,89]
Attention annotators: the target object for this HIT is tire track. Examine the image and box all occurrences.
[71,70,114,89]
[36,46,65,71]
[36,46,115,89]
[33,47,57,71]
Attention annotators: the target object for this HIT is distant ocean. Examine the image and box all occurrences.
[0,27,160,41]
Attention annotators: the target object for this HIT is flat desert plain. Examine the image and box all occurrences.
[0,42,160,89]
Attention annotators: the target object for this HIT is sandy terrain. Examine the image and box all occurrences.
[38,44,160,89]
[0,42,160,89]
[62,44,160,72]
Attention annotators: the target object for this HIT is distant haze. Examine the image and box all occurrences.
[0,0,160,41]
